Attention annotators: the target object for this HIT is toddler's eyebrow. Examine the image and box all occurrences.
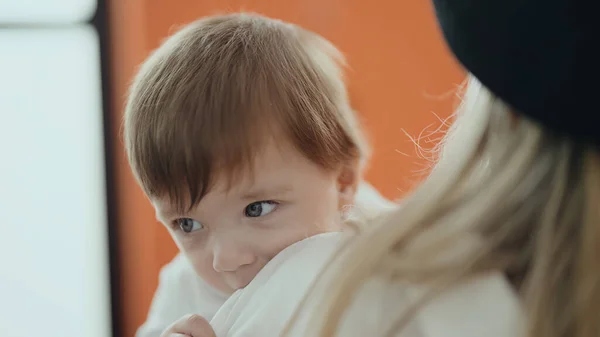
[241,185,293,201]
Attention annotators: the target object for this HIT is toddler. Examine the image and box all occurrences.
[123,12,396,337]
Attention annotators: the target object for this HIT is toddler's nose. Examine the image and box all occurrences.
[212,238,255,273]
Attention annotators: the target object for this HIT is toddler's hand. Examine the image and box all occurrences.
[160,314,217,337]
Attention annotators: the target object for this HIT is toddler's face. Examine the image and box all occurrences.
[153,142,356,294]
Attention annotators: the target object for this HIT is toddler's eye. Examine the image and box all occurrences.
[244,201,278,218]
[175,218,204,233]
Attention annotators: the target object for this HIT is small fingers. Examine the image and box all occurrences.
[161,314,216,337]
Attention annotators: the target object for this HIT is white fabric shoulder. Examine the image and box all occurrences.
[402,273,523,337]
[231,251,523,337]
[136,253,228,337]
[331,272,524,337]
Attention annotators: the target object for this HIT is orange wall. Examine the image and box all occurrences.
[108,1,463,336]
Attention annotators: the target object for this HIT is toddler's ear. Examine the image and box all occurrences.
[336,160,360,209]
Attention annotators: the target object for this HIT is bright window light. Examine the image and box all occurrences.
[0,0,96,24]
[0,26,111,337]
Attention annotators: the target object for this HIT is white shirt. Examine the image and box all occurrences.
[210,232,345,336]
[135,182,397,337]
[210,232,524,337]
[135,253,228,337]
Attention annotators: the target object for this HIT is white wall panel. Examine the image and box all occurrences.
[0,26,111,337]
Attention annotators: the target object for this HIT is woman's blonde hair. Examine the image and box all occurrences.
[299,75,600,337]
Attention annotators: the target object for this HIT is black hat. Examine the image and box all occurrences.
[431,1,598,147]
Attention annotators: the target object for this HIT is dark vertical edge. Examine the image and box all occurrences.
[91,1,122,337]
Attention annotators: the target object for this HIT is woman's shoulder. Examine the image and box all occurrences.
[339,272,524,337]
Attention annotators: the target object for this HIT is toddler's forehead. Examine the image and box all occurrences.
[152,140,309,215]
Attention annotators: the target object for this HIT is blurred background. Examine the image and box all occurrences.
[0,1,463,336]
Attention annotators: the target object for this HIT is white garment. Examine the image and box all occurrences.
[135,182,396,337]
[291,273,524,337]
[134,253,228,337]
[210,233,523,337]
[210,232,345,336]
